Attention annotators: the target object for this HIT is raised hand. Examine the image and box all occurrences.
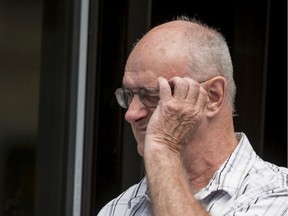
[145,76,208,155]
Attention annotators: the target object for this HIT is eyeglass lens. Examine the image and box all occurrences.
[115,88,159,108]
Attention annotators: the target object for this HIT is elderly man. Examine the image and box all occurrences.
[98,17,288,216]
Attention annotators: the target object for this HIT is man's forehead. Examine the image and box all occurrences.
[123,70,159,87]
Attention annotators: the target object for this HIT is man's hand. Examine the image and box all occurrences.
[145,76,208,154]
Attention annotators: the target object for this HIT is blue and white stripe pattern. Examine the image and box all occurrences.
[97,133,288,216]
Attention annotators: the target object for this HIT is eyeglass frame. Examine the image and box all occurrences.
[114,79,211,109]
[114,87,160,109]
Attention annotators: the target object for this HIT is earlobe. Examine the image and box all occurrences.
[205,76,226,118]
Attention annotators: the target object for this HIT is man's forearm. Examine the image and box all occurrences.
[144,145,209,216]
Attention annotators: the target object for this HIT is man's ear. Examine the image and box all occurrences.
[205,76,227,118]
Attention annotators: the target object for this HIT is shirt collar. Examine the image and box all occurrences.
[196,132,257,199]
[128,176,150,208]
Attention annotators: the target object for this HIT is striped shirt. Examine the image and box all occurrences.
[97,132,288,216]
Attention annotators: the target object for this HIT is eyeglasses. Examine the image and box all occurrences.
[114,79,211,109]
[115,87,160,108]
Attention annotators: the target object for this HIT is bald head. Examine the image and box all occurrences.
[128,20,206,73]
[125,17,236,109]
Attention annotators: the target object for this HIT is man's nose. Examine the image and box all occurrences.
[124,95,148,123]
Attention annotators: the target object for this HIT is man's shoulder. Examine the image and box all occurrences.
[220,159,288,215]
[249,157,288,185]
[236,158,288,199]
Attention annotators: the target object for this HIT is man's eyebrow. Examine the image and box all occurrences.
[121,85,159,91]
[121,84,137,89]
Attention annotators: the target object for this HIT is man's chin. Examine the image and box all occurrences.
[136,141,145,157]
[134,132,146,156]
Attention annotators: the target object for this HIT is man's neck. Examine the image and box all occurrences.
[181,133,238,193]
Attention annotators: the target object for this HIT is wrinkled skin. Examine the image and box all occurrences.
[145,76,208,155]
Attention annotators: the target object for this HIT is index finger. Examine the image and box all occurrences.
[157,77,172,100]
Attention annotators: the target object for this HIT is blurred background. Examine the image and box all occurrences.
[0,0,286,215]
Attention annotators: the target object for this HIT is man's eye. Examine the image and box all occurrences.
[145,95,160,102]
